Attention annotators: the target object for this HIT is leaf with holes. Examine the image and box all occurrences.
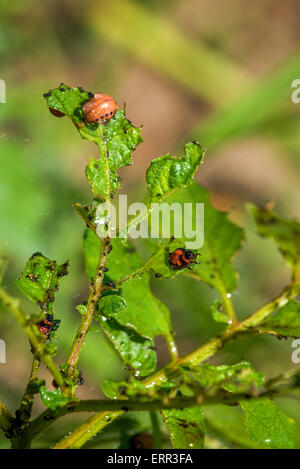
[162,407,205,449]
[16,253,69,315]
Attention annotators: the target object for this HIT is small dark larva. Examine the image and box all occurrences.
[82,93,118,124]
[168,248,199,270]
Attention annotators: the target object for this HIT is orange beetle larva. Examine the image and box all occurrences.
[82,93,118,124]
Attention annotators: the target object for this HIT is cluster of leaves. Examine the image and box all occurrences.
[0,84,299,450]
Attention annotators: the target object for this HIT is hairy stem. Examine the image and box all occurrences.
[150,410,162,449]
[66,238,111,382]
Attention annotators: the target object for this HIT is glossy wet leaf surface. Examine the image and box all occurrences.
[241,397,296,449]
[98,316,157,377]
[83,229,172,339]
[45,84,143,200]
[16,253,69,315]
[39,386,76,411]
[162,406,205,449]
[249,203,300,276]
[146,142,204,202]
[258,299,300,337]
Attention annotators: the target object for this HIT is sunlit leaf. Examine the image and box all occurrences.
[16,253,69,315]
[99,318,157,378]
[249,203,300,278]
[83,230,172,339]
[39,386,76,411]
[146,141,204,203]
[258,299,300,338]
[162,407,205,449]
[241,398,296,449]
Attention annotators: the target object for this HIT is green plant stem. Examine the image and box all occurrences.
[0,401,12,432]
[66,238,111,381]
[16,357,41,425]
[0,286,66,390]
[150,410,162,449]
[50,282,300,449]
[26,374,300,449]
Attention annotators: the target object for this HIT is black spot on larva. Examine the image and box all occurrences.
[43,91,52,97]
[78,87,84,93]
[94,163,99,169]
[88,92,94,98]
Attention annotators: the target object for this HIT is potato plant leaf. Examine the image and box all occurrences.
[249,203,300,278]
[99,316,157,377]
[44,84,143,200]
[16,253,69,315]
[102,377,149,400]
[167,361,264,396]
[83,229,172,339]
[257,299,300,338]
[241,398,296,449]
[146,142,204,203]
[143,184,244,300]
[162,407,205,449]
[39,386,76,411]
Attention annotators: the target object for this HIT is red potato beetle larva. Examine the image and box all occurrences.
[36,314,54,340]
[168,248,199,270]
[82,93,118,124]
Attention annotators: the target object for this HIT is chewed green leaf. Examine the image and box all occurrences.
[258,299,300,338]
[85,110,143,199]
[146,141,204,203]
[175,362,264,396]
[16,253,69,315]
[102,378,148,400]
[241,398,296,449]
[45,85,142,199]
[249,203,300,278]
[144,184,243,292]
[39,386,76,411]
[44,83,90,121]
[99,316,156,377]
[162,407,205,449]
[98,295,127,318]
[83,230,172,339]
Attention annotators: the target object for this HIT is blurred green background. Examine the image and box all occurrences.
[0,0,300,448]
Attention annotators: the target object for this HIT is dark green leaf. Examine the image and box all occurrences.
[146,142,204,202]
[143,184,243,294]
[83,230,172,339]
[16,253,69,314]
[170,362,264,396]
[211,300,228,324]
[98,295,127,318]
[249,203,300,277]
[99,316,156,377]
[162,407,205,449]
[241,398,296,449]
[258,299,300,338]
